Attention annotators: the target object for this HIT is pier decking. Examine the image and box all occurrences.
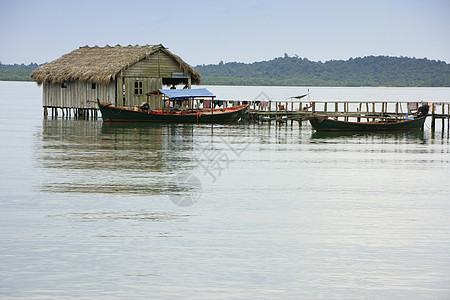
[43,99,450,132]
[245,100,450,132]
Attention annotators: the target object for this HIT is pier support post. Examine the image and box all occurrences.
[431,103,436,132]
[357,102,361,122]
[344,103,348,122]
[447,104,450,132]
[365,103,369,120]
[372,103,376,121]
[334,103,338,120]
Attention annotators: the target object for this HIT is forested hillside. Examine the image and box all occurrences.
[1,56,449,87]
[195,55,450,87]
[0,62,40,81]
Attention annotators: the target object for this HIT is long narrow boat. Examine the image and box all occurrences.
[97,102,248,123]
[97,88,248,123]
[309,115,427,131]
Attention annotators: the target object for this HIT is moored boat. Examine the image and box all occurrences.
[97,88,249,123]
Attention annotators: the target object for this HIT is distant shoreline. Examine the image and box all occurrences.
[195,55,450,87]
[3,80,450,89]
[2,54,449,87]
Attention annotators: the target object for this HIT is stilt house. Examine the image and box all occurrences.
[31,44,201,112]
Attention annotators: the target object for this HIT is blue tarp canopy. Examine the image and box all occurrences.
[158,88,215,99]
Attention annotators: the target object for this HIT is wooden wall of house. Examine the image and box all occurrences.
[122,50,185,78]
[120,50,190,109]
[43,81,115,109]
[116,75,162,109]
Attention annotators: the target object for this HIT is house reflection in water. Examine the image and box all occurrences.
[37,119,197,195]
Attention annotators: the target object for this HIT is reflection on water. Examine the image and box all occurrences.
[37,119,450,197]
[37,119,199,194]
[3,82,450,299]
[311,130,426,143]
[50,210,189,223]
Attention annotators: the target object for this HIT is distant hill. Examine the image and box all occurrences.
[195,55,450,87]
[2,56,449,87]
[0,62,40,81]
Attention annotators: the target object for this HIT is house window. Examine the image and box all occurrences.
[61,82,68,88]
[91,83,96,89]
[134,81,143,95]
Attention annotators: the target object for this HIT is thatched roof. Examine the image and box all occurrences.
[31,44,201,85]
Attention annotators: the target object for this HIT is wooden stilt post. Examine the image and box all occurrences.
[365,103,369,121]
[358,102,362,122]
[344,102,348,122]
[335,103,338,120]
[357,102,361,122]
[372,103,376,121]
[447,104,450,132]
[431,102,436,132]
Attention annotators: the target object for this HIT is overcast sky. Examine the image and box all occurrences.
[0,0,449,66]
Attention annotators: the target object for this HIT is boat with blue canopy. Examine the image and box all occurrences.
[97,88,248,123]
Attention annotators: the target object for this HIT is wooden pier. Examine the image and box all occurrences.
[44,99,450,132]
[245,100,450,131]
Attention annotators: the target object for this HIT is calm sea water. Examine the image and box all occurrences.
[1,81,450,299]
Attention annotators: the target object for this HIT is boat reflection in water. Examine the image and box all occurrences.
[37,119,198,196]
[311,129,427,148]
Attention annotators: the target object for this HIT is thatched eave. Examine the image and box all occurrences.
[30,44,201,85]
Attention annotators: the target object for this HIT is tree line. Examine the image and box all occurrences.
[0,62,40,81]
[1,55,449,86]
[195,55,450,87]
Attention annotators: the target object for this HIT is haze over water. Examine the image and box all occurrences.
[1,82,450,299]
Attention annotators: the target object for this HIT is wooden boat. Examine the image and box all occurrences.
[97,88,249,123]
[309,115,427,131]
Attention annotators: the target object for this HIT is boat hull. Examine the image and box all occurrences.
[97,102,248,123]
[309,116,427,131]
